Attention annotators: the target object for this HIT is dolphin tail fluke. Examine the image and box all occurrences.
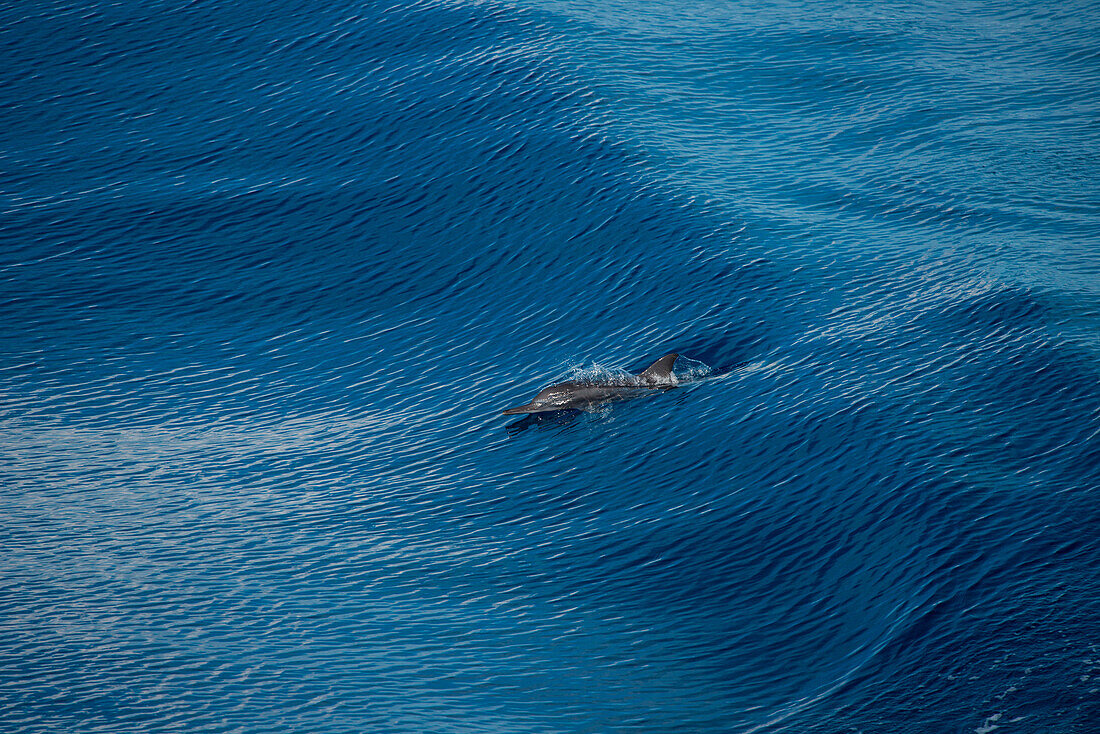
[640,353,678,384]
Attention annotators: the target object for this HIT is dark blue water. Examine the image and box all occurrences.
[4,0,1099,731]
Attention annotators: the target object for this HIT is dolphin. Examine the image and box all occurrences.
[501,354,679,416]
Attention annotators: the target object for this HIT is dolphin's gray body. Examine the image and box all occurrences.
[502,354,679,416]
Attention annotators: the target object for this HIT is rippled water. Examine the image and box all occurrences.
[4,0,1099,732]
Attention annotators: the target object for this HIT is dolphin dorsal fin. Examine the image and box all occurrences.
[640,353,678,384]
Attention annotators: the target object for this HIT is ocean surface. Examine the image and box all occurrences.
[3,0,1099,732]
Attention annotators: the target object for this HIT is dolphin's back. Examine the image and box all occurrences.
[501,354,680,416]
[535,381,630,407]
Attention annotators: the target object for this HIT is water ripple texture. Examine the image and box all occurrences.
[2,0,1098,732]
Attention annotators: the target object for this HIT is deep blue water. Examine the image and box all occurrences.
[3,0,1100,731]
